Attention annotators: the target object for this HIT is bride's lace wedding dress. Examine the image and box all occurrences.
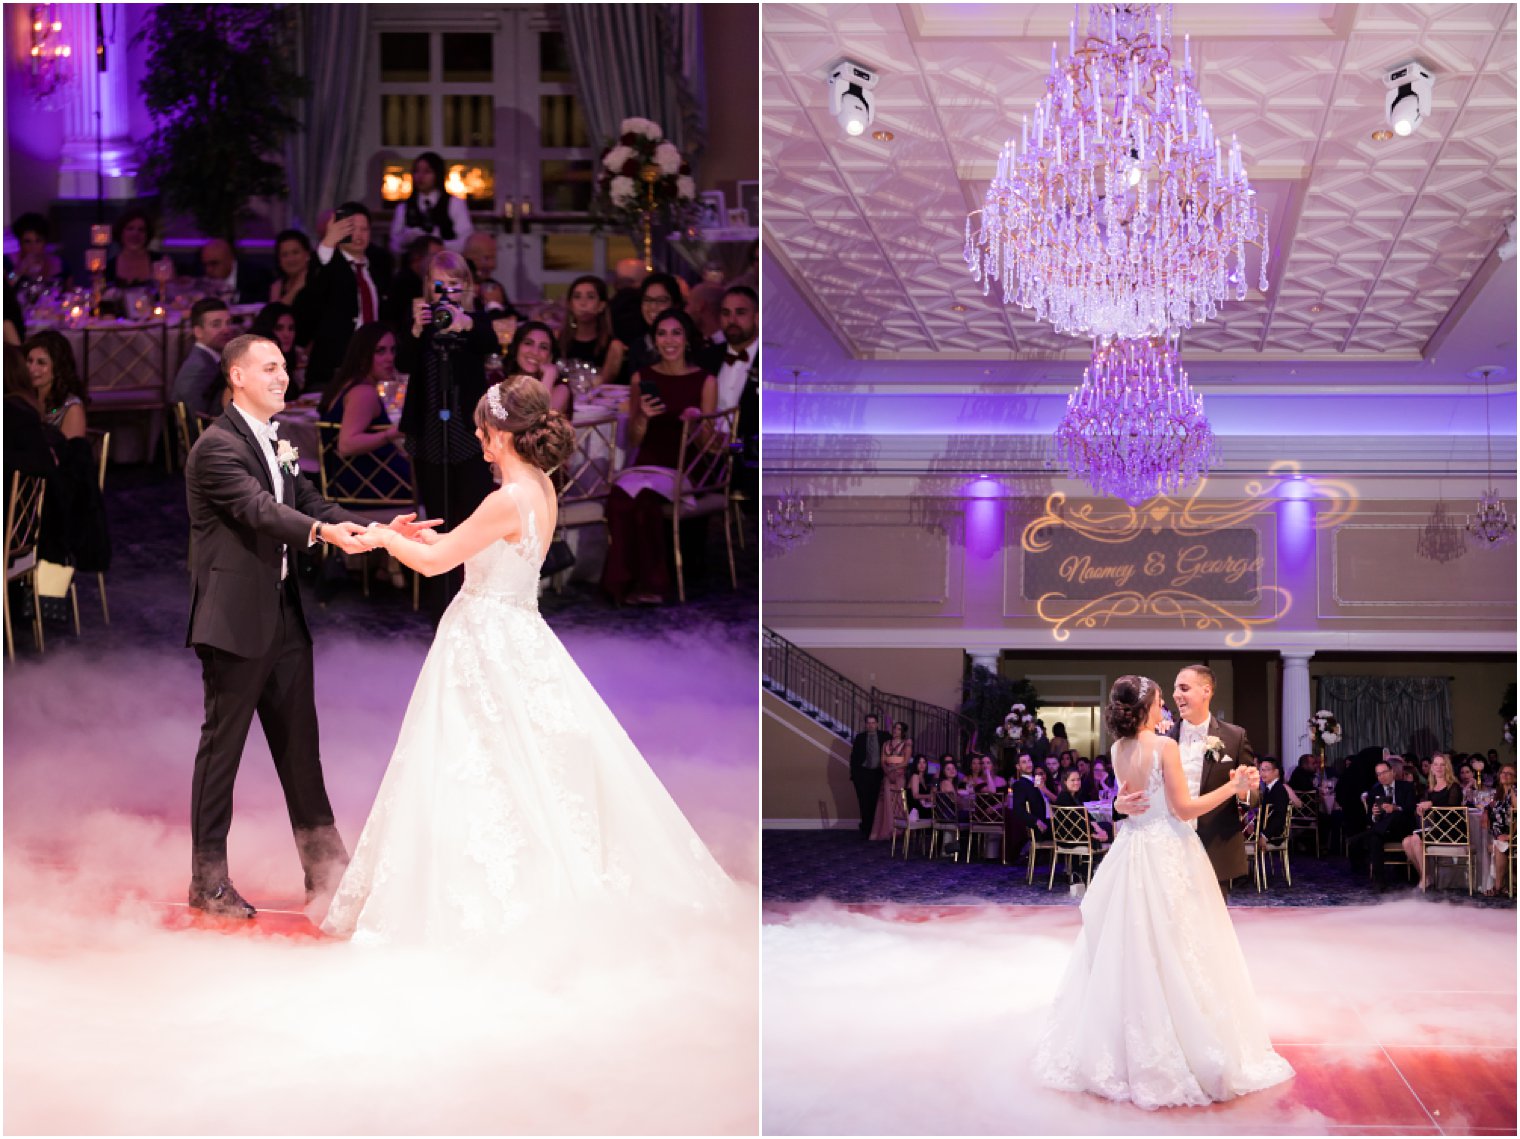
[322,483,731,944]
[1035,744,1293,1109]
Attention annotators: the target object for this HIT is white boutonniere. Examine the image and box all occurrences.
[1203,735,1232,764]
[275,439,300,477]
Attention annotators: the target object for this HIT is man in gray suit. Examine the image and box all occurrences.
[172,298,234,418]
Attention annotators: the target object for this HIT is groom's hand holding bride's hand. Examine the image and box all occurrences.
[320,522,370,555]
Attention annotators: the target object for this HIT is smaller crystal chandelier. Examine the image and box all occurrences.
[1416,501,1467,564]
[1055,337,1214,505]
[26,5,72,108]
[1466,367,1515,545]
[765,368,815,553]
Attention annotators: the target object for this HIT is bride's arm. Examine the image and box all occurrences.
[1160,737,1248,822]
[366,491,514,577]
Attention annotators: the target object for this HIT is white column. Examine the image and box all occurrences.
[968,650,1001,675]
[1280,652,1314,780]
[56,4,137,199]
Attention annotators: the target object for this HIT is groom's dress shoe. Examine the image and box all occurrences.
[188,879,257,919]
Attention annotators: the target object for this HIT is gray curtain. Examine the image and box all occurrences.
[283,5,371,233]
[1319,676,1453,760]
[560,4,707,158]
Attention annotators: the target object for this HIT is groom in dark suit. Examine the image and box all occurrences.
[184,334,435,917]
[1169,664,1260,887]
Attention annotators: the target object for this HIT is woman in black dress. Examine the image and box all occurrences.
[559,274,625,388]
[1404,753,1464,890]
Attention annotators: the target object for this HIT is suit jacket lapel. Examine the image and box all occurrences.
[224,407,276,496]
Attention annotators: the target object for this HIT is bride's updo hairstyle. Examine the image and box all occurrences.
[474,373,575,474]
[1105,674,1158,740]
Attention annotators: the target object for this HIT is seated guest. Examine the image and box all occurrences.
[965,755,1002,795]
[609,257,649,347]
[936,760,963,794]
[270,228,315,307]
[1090,759,1116,803]
[1289,753,1320,793]
[462,232,511,314]
[171,299,234,418]
[506,320,569,416]
[19,333,109,583]
[1348,758,1417,889]
[199,238,271,305]
[600,309,715,606]
[1258,758,1291,842]
[1457,762,1479,803]
[390,152,473,256]
[1486,764,1515,896]
[1008,754,1050,855]
[10,212,68,284]
[4,343,60,519]
[249,302,304,394]
[1042,753,1061,788]
[24,331,87,439]
[106,207,156,287]
[1402,753,1464,890]
[319,321,410,507]
[559,274,626,388]
[297,204,395,399]
[906,755,934,817]
[618,272,684,383]
[1057,768,1112,844]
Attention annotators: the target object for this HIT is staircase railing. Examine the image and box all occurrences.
[762,627,975,759]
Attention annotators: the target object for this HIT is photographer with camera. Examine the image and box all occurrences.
[397,250,500,615]
[295,202,395,398]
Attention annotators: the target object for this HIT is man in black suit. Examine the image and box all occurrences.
[199,238,272,306]
[1168,664,1260,887]
[1348,758,1418,888]
[698,285,759,497]
[1005,752,1049,860]
[1258,757,1291,842]
[183,334,436,917]
[295,203,395,398]
[171,298,235,418]
[849,713,891,838]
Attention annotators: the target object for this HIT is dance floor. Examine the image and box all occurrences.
[762,900,1517,1135]
[5,589,759,1134]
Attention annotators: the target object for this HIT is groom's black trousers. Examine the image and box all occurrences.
[190,577,340,888]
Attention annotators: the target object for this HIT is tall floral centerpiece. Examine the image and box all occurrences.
[594,117,698,271]
[1308,709,1342,772]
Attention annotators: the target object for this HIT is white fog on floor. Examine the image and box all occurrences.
[5,626,759,1135]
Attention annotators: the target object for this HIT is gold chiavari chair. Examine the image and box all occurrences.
[1287,788,1320,858]
[1257,802,1294,890]
[1049,804,1104,890]
[889,789,933,859]
[315,423,420,610]
[4,473,47,661]
[554,413,620,591]
[661,406,740,604]
[965,792,1007,863]
[928,791,963,861]
[83,428,111,624]
[1026,808,1057,884]
[1419,805,1474,895]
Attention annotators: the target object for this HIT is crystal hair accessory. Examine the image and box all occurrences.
[486,381,507,421]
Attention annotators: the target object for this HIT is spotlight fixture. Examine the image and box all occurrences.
[871,129,894,142]
[1384,60,1433,137]
[827,59,877,137]
[1371,129,1394,143]
[1497,217,1517,262]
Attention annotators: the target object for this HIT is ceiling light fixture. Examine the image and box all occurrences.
[871,129,894,142]
[965,3,1270,341]
[1055,336,1215,505]
[765,368,816,554]
[1384,60,1433,137]
[828,59,877,138]
[1466,366,1514,546]
[1371,128,1394,142]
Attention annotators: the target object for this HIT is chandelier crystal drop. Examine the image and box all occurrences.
[965,3,1270,340]
[1465,366,1515,545]
[765,489,815,553]
[1055,337,1214,505]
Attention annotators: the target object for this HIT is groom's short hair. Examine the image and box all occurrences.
[222,333,277,380]
[1179,663,1216,689]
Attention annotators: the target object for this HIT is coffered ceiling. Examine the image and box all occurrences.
[761,3,1518,372]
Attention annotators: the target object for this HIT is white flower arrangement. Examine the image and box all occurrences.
[1308,710,1341,748]
[619,116,663,140]
[994,703,1036,741]
[602,145,637,173]
[609,175,637,208]
[275,439,300,477]
[653,141,683,175]
[594,117,698,230]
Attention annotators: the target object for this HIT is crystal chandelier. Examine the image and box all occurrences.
[1466,367,1515,545]
[26,6,72,108]
[765,368,815,553]
[1055,337,1214,504]
[965,3,1269,340]
[1416,501,1468,564]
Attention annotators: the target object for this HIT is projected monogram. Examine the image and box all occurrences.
[1021,462,1357,645]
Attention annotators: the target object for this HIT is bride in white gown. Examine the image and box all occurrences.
[321,375,732,944]
[1035,675,1293,1109]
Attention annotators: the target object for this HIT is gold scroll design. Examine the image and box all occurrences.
[1021,460,1358,553]
[1036,586,1293,648]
